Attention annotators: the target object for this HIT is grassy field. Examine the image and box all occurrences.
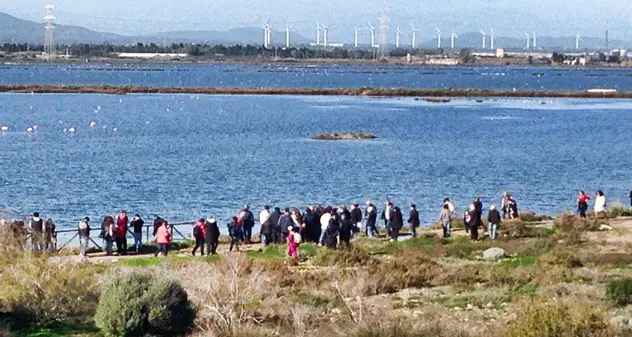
[2,212,632,336]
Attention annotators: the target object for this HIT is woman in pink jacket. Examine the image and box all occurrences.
[287,226,301,260]
[154,220,171,257]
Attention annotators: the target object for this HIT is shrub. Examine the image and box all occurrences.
[503,221,557,238]
[539,248,583,268]
[606,205,632,218]
[0,254,101,328]
[554,213,602,232]
[584,252,632,267]
[519,211,554,222]
[606,279,632,306]
[94,272,194,337]
[505,300,612,337]
[367,251,443,294]
[313,247,376,267]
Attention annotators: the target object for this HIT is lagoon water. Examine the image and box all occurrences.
[3,63,632,90]
[1,93,632,232]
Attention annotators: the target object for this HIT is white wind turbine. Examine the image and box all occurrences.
[368,23,376,47]
[490,28,495,49]
[321,24,330,47]
[576,33,583,49]
[435,28,441,48]
[524,32,531,49]
[450,29,458,49]
[532,31,537,49]
[480,30,487,49]
[354,26,359,48]
[285,24,291,48]
[315,22,321,45]
[395,27,402,48]
[411,25,419,49]
[263,21,271,48]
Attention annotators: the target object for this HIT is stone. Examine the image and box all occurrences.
[600,224,613,231]
[311,132,377,141]
[483,247,506,260]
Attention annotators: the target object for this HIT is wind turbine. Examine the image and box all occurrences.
[450,29,458,49]
[524,32,531,49]
[395,27,402,48]
[411,25,419,49]
[263,20,271,48]
[354,27,359,48]
[285,24,291,48]
[490,28,495,49]
[575,33,583,49]
[368,23,376,47]
[532,31,537,49]
[315,22,321,45]
[480,30,487,49]
[435,28,441,49]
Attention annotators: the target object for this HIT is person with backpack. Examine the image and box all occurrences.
[78,217,91,257]
[192,218,206,256]
[407,204,420,238]
[115,210,128,255]
[154,220,171,257]
[228,217,241,252]
[28,212,44,252]
[287,226,301,260]
[131,214,144,252]
[205,217,220,255]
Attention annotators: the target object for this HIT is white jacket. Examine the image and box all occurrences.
[259,210,270,225]
[320,213,332,229]
[594,196,606,212]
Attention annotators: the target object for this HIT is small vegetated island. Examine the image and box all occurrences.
[312,132,377,140]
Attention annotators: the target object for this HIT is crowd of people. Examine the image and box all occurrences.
[6,188,629,258]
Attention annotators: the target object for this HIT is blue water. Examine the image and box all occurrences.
[1,93,632,232]
[2,64,632,90]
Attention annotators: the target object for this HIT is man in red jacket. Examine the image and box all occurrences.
[115,210,129,255]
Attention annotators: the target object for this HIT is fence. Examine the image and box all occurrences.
[44,221,196,253]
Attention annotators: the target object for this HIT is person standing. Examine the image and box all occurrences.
[629,189,632,208]
[205,217,220,255]
[131,214,144,253]
[228,217,241,252]
[115,210,129,255]
[350,204,363,237]
[268,207,282,244]
[192,218,206,256]
[239,205,255,244]
[101,216,115,255]
[154,220,171,257]
[365,201,379,237]
[319,207,332,245]
[407,204,420,238]
[259,205,271,245]
[325,210,339,249]
[78,217,91,258]
[488,205,501,240]
[287,226,301,260]
[577,191,591,218]
[439,204,452,238]
[389,205,403,242]
[43,218,56,252]
[468,204,480,241]
[29,212,44,252]
[278,208,293,241]
[594,190,607,218]
[339,213,354,249]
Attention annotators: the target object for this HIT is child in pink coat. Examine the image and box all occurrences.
[287,226,300,260]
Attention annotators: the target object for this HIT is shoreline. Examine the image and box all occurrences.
[0,85,630,98]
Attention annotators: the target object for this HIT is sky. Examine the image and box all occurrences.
[4,0,632,41]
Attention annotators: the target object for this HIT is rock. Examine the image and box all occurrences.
[453,306,462,311]
[486,302,494,308]
[466,304,474,310]
[600,224,613,231]
[425,98,451,103]
[311,132,377,141]
[331,308,342,315]
[483,247,506,260]
[611,315,630,326]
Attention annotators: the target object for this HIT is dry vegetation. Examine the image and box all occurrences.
[2,213,632,336]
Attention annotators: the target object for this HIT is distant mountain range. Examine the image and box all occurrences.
[1,12,629,50]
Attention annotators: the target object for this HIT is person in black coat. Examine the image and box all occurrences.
[407,204,420,238]
[204,217,220,255]
[268,207,282,244]
[303,206,319,243]
[365,201,379,237]
[278,208,294,241]
[388,205,403,241]
[468,204,481,241]
[325,211,339,250]
[350,203,363,236]
[339,213,354,250]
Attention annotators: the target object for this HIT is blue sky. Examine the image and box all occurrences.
[4,0,631,40]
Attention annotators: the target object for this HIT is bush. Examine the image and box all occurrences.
[367,251,443,294]
[519,211,553,222]
[313,247,376,267]
[606,279,632,306]
[0,254,101,328]
[94,272,194,337]
[503,221,557,238]
[505,300,612,337]
[539,248,583,268]
[606,205,632,218]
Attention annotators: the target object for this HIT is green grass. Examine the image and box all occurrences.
[0,320,99,337]
[246,244,286,260]
[512,283,539,298]
[118,255,199,267]
[501,256,538,268]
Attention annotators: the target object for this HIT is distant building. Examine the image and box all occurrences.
[115,53,188,59]
[495,48,505,58]
[425,58,460,65]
